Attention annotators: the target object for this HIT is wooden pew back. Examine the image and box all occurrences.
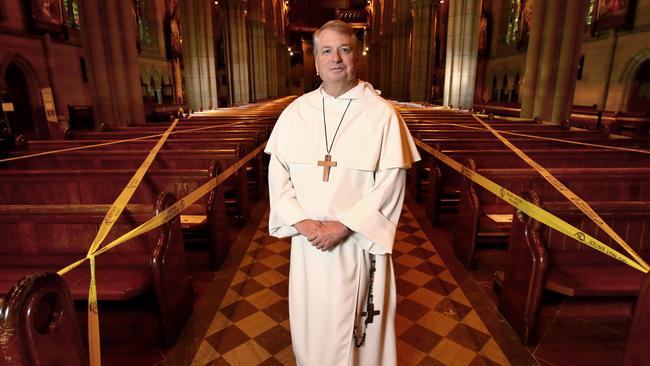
[0,272,86,366]
[0,192,194,346]
[499,190,650,344]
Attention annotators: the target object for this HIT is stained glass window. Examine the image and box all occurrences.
[63,0,80,30]
[586,0,597,26]
[505,0,521,45]
[137,0,152,45]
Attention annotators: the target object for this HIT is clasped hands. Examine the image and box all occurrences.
[294,219,350,251]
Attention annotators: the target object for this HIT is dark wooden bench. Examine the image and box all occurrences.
[413,129,608,141]
[472,104,522,118]
[452,162,650,267]
[20,137,260,152]
[3,145,257,207]
[0,192,194,347]
[0,165,230,269]
[623,272,650,365]
[602,111,650,138]
[0,271,86,365]
[498,190,650,344]
[416,144,650,222]
[63,129,266,141]
[408,123,565,133]
[418,136,649,150]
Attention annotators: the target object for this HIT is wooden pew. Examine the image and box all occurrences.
[419,146,650,224]
[2,146,255,209]
[452,162,650,267]
[498,190,650,344]
[418,136,649,150]
[413,129,608,140]
[623,272,650,365]
[63,129,267,141]
[0,271,86,365]
[20,137,260,152]
[408,123,564,133]
[602,112,650,138]
[471,104,521,118]
[0,165,230,270]
[0,192,194,347]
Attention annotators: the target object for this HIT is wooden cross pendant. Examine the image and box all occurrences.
[362,303,380,325]
[317,154,337,182]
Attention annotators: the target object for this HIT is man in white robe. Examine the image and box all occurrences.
[265,20,420,366]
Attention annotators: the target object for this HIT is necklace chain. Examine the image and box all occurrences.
[322,97,352,154]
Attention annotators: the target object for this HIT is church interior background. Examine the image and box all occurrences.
[1,0,650,365]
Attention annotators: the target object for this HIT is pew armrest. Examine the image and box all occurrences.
[151,192,194,347]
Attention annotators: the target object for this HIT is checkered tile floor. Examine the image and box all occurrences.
[190,207,511,365]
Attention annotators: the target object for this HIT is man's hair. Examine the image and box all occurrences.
[313,20,358,56]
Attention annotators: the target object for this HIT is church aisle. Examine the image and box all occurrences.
[179,202,535,366]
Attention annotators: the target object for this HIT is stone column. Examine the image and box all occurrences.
[379,33,392,96]
[276,42,289,96]
[409,0,435,102]
[597,30,617,110]
[520,0,545,118]
[443,0,481,110]
[224,0,250,105]
[41,33,69,132]
[248,0,268,101]
[172,59,183,104]
[390,0,411,101]
[79,0,127,126]
[379,0,393,96]
[265,30,278,98]
[180,0,219,111]
[522,0,588,122]
[118,1,145,122]
[532,1,564,120]
[302,37,316,92]
[551,0,589,121]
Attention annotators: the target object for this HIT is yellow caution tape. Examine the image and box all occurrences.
[82,118,178,366]
[0,120,254,164]
[414,120,650,155]
[86,119,178,256]
[474,112,534,122]
[93,142,267,257]
[471,114,649,271]
[55,140,267,366]
[57,141,267,271]
[413,138,647,273]
[88,255,101,366]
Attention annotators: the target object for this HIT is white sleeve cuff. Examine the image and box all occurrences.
[339,199,396,253]
[269,196,309,238]
[348,232,389,255]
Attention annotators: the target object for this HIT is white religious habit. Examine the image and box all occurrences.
[265,80,420,366]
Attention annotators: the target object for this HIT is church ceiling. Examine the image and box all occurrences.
[287,0,367,31]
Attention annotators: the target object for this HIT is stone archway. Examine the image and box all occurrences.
[618,47,650,112]
[0,54,47,139]
[4,63,35,136]
[627,60,650,113]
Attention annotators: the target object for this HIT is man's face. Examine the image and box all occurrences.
[315,29,358,86]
